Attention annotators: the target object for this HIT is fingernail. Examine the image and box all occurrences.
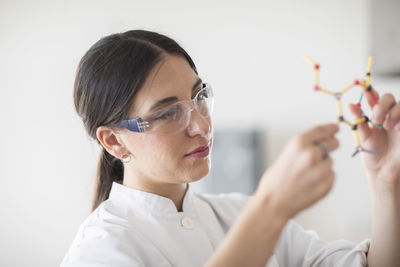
[383,113,393,130]
[373,113,385,124]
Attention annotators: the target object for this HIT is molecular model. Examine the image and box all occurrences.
[304,55,383,157]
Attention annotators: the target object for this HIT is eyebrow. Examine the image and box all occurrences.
[148,78,202,112]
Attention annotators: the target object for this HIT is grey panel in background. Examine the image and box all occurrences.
[370,0,400,75]
[193,130,266,195]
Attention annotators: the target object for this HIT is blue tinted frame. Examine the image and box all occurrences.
[119,117,149,133]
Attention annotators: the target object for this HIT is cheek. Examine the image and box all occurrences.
[140,135,183,165]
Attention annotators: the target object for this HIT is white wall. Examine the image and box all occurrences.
[1,0,399,266]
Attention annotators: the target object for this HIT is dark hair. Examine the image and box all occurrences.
[73,30,198,211]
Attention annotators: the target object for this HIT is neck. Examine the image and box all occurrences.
[123,168,188,212]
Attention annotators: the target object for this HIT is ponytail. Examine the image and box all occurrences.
[92,148,124,211]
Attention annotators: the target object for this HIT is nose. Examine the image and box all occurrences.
[186,108,212,137]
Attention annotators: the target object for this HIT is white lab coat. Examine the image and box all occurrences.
[61,182,370,267]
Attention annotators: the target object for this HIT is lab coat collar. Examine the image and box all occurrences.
[109,182,195,214]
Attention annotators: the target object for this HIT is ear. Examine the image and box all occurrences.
[96,126,127,159]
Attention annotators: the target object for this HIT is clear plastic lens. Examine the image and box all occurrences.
[195,85,213,116]
[148,103,186,133]
[152,105,179,121]
[143,84,213,134]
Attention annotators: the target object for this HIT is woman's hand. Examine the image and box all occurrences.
[349,90,400,187]
[208,124,339,267]
[255,123,340,220]
[349,91,400,267]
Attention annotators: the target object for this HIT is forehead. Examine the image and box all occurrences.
[130,54,198,115]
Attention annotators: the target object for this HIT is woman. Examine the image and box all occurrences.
[61,30,400,266]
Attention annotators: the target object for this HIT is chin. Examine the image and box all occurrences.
[183,156,211,183]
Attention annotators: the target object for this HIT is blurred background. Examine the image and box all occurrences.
[1,0,399,266]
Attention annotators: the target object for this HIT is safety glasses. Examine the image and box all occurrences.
[119,83,214,134]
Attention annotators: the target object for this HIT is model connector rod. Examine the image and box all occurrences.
[304,55,381,157]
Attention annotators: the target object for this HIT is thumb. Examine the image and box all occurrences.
[348,103,371,142]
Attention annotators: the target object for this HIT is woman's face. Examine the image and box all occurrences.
[118,54,213,186]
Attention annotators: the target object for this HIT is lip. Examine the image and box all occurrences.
[185,144,210,158]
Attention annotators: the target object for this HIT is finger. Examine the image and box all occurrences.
[314,169,335,199]
[348,103,371,142]
[364,86,380,110]
[299,146,323,168]
[308,157,334,182]
[383,101,400,131]
[317,136,340,154]
[300,123,339,145]
[348,102,363,118]
[395,121,400,131]
[304,168,335,206]
[371,93,396,125]
[300,140,337,169]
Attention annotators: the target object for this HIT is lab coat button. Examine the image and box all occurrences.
[181,216,195,229]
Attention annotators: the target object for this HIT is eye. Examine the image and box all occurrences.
[153,106,178,121]
[192,85,202,98]
[196,87,210,101]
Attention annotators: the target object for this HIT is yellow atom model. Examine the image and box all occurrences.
[304,55,383,157]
